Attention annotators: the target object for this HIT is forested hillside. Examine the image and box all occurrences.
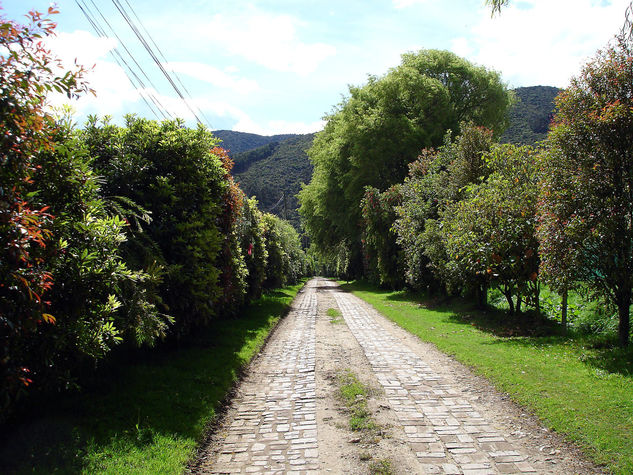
[501,85,561,145]
[233,134,314,230]
[213,130,298,155]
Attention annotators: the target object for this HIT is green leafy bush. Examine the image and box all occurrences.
[82,117,228,336]
[262,214,306,289]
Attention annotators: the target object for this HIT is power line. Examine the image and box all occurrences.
[268,193,285,212]
[74,0,163,120]
[120,0,212,127]
[83,0,174,120]
[74,0,172,121]
[111,0,210,128]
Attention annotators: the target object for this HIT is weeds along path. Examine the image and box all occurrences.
[198,279,601,474]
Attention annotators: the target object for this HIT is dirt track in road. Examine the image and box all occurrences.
[195,278,603,474]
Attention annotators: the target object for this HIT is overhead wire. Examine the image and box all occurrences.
[111,0,209,128]
[120,0,212,127]
[82,0,174,120]
[74,0,172,121]
[268,193,285,212]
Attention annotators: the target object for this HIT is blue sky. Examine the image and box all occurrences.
[3,0,630,134]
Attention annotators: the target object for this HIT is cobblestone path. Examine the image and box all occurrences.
[201,279,593,474]
[205,280,318,474]
[328,280,538,475]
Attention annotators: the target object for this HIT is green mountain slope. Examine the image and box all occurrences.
[233,134,314,230]
[501,85,561,145]
[213,130,298,155]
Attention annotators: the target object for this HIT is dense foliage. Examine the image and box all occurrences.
[443,144,540,314]
[360,185,403,289]
[299,49,512,277]
[262,213,307,288]
[0,10,307,418]
[82,117,228,335]
[394,124,495,297]
[304,33,633,347]
[0,8,94,413]
[538,38,633,346]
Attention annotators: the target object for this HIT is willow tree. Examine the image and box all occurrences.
[299,50,511,276]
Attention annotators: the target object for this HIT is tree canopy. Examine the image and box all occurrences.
[299,49,512,277]
[538,38,633,346]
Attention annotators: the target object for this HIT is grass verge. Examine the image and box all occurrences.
[340,280,633,475]
[336,369,391,473]
[0,281,306,474]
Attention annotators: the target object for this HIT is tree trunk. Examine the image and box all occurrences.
[516,294,522,314]
[477,281,488,309]
[561,287,568,334]
[504,287,515,314]
[534,283,540,315]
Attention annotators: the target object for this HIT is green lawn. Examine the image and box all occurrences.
[0,281,305,474]
[341,281,633,475]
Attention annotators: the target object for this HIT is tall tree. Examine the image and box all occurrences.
[299,50,511,276]
[360,185,404,288]
[538,37,633,346]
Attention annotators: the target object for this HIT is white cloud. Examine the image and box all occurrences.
[45,29,117,67]
[43,30,141,116]
[232,118,326,135]
[126,91,321,135]
[457,0,630,87]
[38,29,320,135]
[164,61,259,94]
[198,8,336,75]
[450,37,473,58]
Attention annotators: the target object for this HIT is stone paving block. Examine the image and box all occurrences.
[206,282,319,473]
[442,463,462,475]
[206,279,562,474]
[331,283,544,475]
[420,464,442,473]
[496,462,520,473]
[515,461,537,472]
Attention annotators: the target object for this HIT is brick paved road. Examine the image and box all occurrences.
[202,278,580,474]
[328,280,537,475]
[205,279,318,474]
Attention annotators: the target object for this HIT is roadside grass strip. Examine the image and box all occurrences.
[337,369,377,433]
[0,281,306,475]
[341,280,633,475]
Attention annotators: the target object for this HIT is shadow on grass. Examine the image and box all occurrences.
[0,289,296,474]
[341,280,560,338]
[340,280,633,378]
